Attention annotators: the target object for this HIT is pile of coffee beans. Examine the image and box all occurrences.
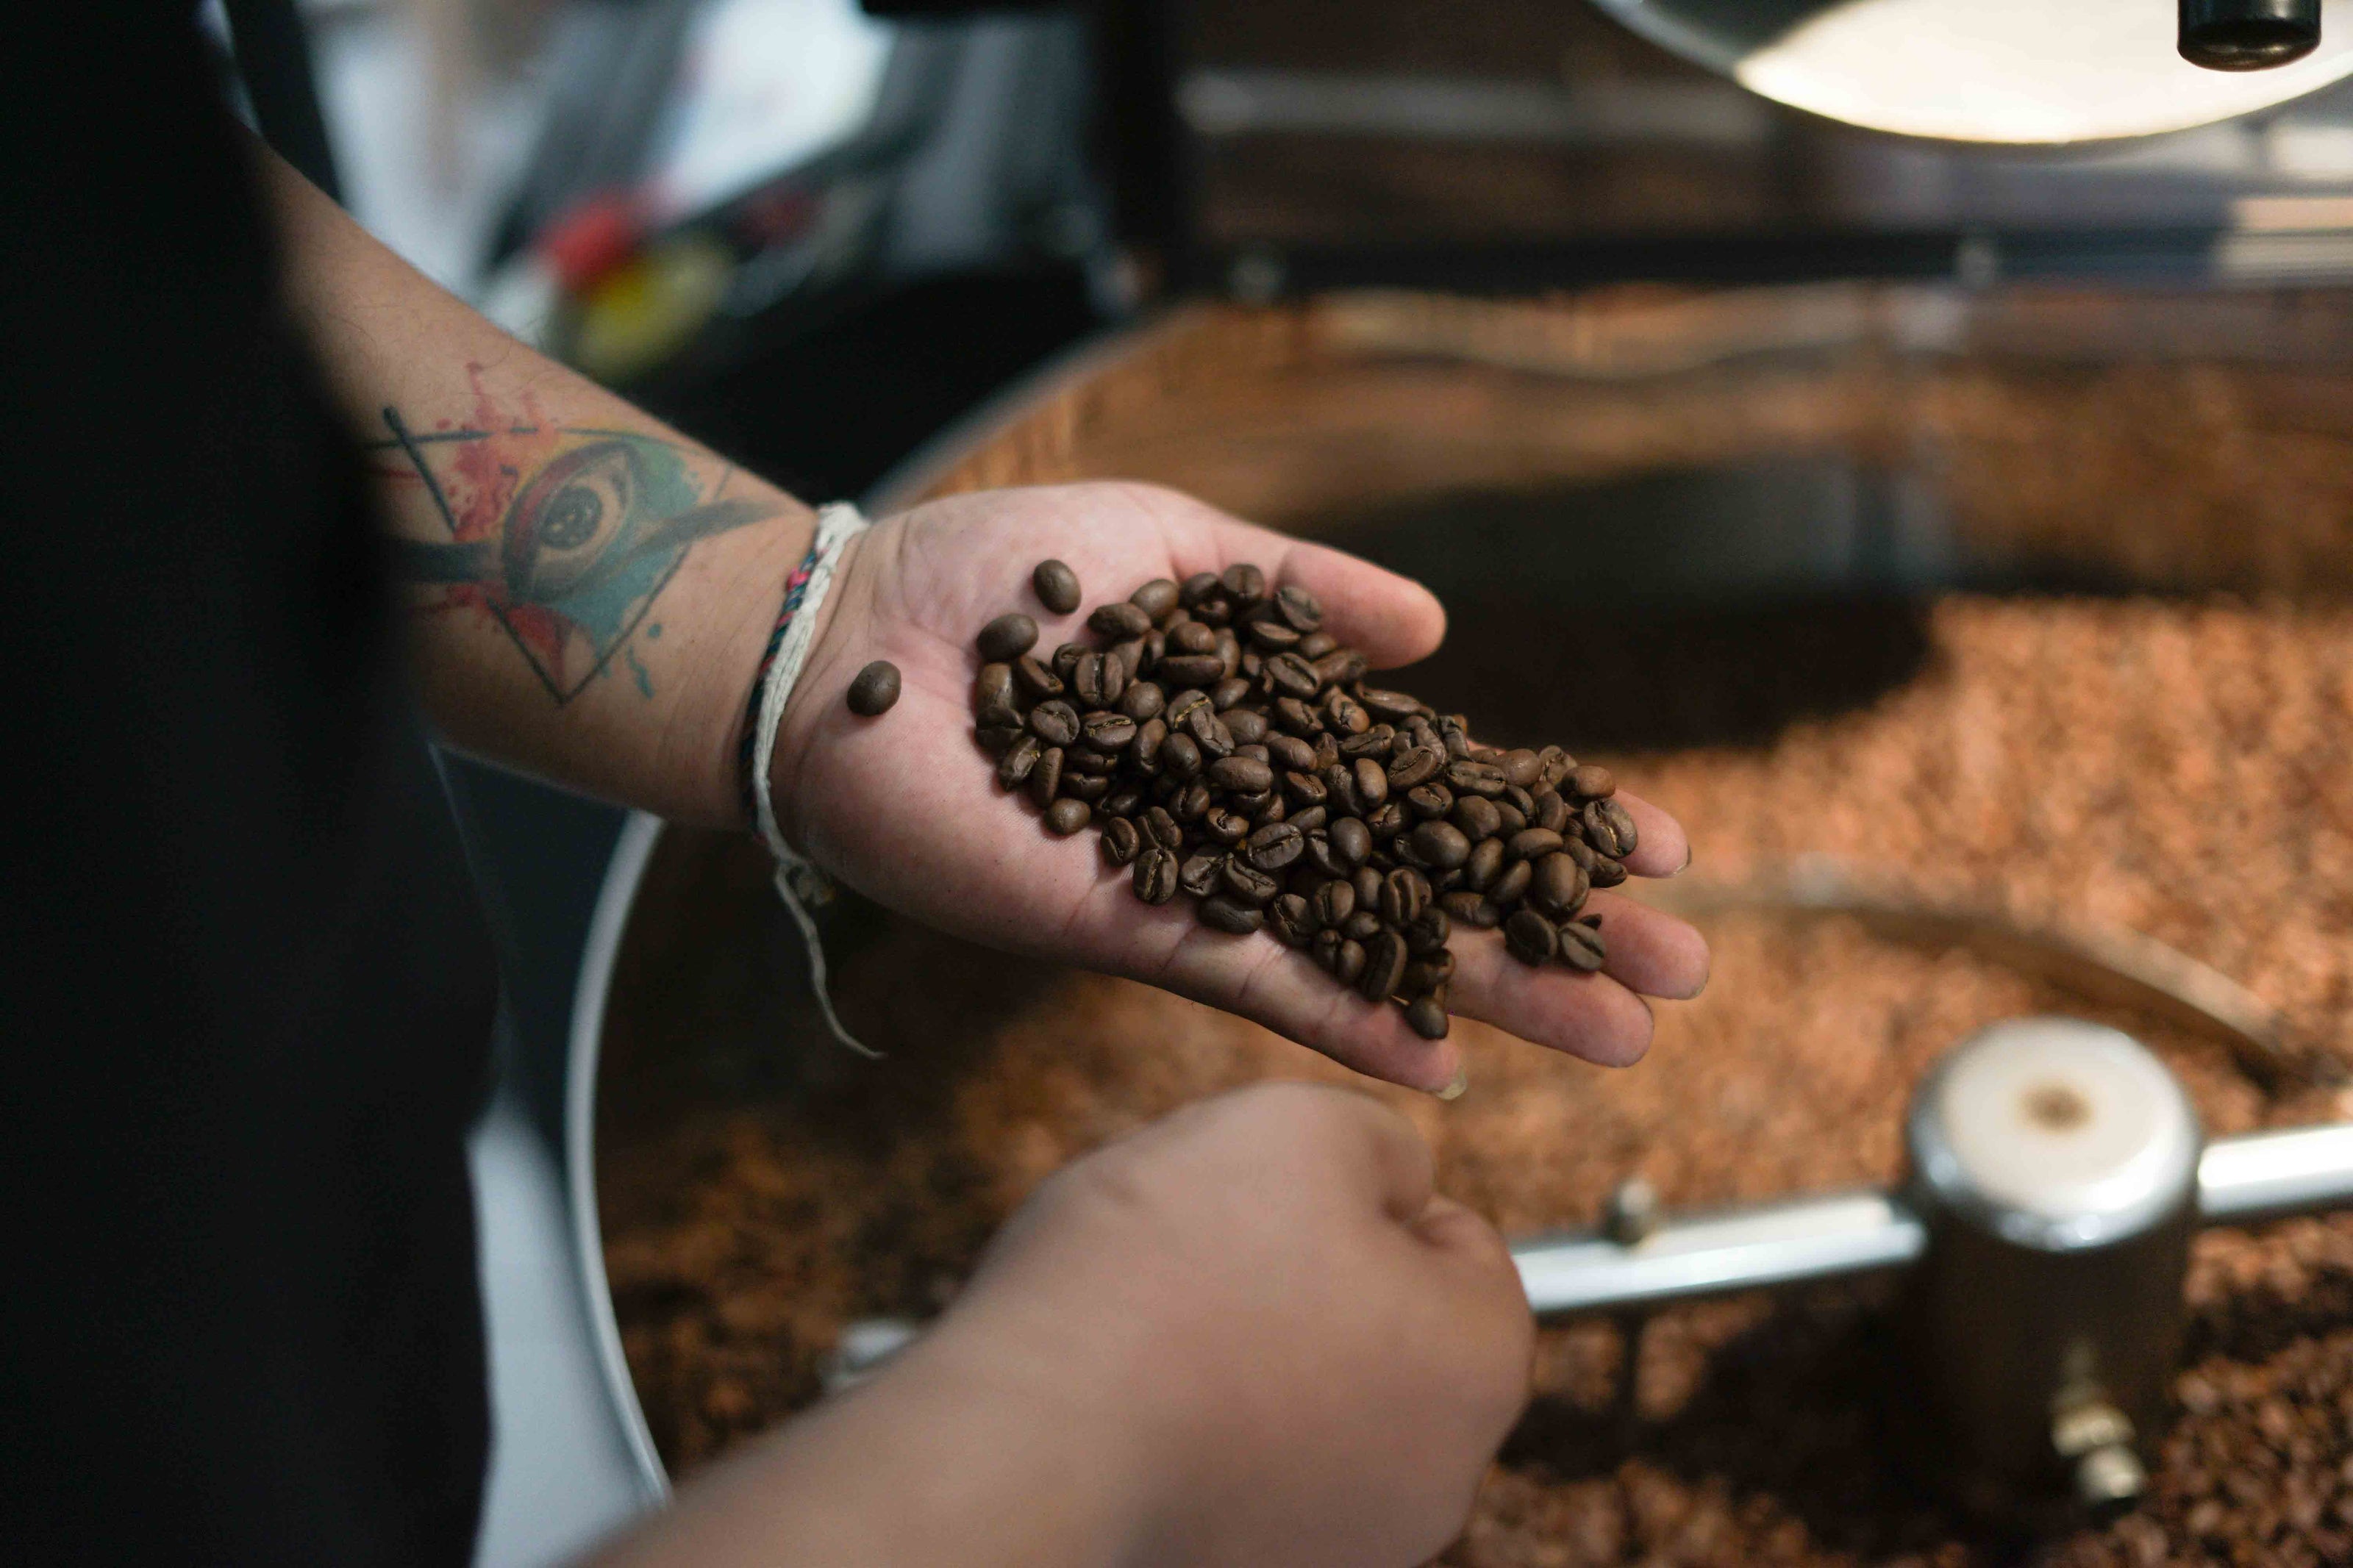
[969,560,1640,1040]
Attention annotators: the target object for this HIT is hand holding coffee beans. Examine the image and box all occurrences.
[971,560,1651,1041]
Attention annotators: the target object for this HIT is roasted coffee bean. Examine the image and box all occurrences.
[1462,837,1505,892]
[1222,856,1281,906]
[1101,816,1142,866]
[1070,651,1107,708]
[1365,802,1410,838]
[1310,879,1356,928]
[1406,906,1451,954]
[1210,676,1253,712]
[1213,627,1243,678]
[1527,853,1588,917]
[1304,832,1348,878]
[1268,894,1315,947]
[1409,820,1473,871]
[1179,851,1227,897]
[1288,804,1327,833]
[1160,731,1202,779]
[1329,815,1372,868]
[1221,562,1266,603]
[1504,909,1558,965]
[1188,708,1235,759]
[1026,700,1079,746]
[1198,894,1263,934]
[1264,696,1315,738]
[1266,652,1321,700]
[1194,595,1232,626]
[1207,756,1272,792]
[1178,570,1221,608]
[1404,783,1452,820]
[1312,928,1344,973]
[1243,820,1304,872]
[1104,787,1143,817]
[1337,724,1390,758]
[1502,784,1536,820]
[1166,620,1215,656]
[1354,688,1418,723]
[1124,577,1176,620]
[1588,855,1628,889]
[1174,779,1213,821]
[1138,806,1180,852]
[1107,641,1142,690]
[1351,757,1390,809]
[1584,798,1639,859]
[1452,796,1503,842]
[1130,847,1180,904]
[1238,651,1264,681]
[1051,642,1088,684]
[1044,798,1090,834]
[1333,938,1368,987]
[1204,807,1252,845]
[1082,712,1138,751]
[1571,763,1615,800]
[1557,920,1607,972]
[1340,910,1385,942]
[1281,770,1326,808]
[1061,745,1116,776]
[1027,747,1065,808]
[1224,707,1269,745]
[1296,631,1337,660]
[1245,615,1300,651]
[1404,994,1449,1039]
[1031,558,1082,614]
[1489,859,1532,908]
[1388,745,1444,791]
[1163,687,1209,726]
[1509,827,1565,862]
[1313,650,1368,690]
[1380,867,1431,928]
[1132,717,1168,771]
[1493,803,1527,837]
[1065,774,1110,802]
[1090,601,1153,640]
[975,723,1024,758]
[975,662,1015,712]
[1499,748,1542,789]
[1359,930,1408,1001]
[1447,760,1507,798]
[1265,733,1317,773]
[1440,891,1500,929]
[977,612,1038,662]
[1116,680,1164,723]
[1157,653,1225,687]
[995,732,1043,788]
[1012,654,1062,701]
[1273,583,1324,633]
[1324,690,1370,735]
[1532,789,1570,834]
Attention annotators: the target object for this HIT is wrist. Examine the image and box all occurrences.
[757,515,880,855]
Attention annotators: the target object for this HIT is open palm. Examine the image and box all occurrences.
[768,482,1708,1093]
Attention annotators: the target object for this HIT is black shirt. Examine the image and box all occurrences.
[2,11,499,1562]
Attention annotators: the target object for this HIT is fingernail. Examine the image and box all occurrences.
[1673,843,1693,877]
[1433,1066,1469,1102]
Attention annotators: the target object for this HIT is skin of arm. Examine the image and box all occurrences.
[262,147,815,826]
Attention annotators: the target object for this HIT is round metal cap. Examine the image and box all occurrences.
[1907,1018,2202,1250]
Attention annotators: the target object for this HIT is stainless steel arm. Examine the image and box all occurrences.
[1514,1123,2353,1320]
[1513,1191,1928,1318]
[2197,1123,2353,1226]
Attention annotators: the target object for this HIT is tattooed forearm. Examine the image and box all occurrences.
[372,388,776,703]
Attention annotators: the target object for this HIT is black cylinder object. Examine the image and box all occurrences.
[2180,0,2322,70]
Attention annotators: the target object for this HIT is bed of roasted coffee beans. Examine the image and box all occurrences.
[971,562,1641,1039]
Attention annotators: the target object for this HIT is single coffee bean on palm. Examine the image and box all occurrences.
[1032,559,1082,615]
[977,612,1038,663]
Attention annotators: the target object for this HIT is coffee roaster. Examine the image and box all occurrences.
[435,4,2353,1560]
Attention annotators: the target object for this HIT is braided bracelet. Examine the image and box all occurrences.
[738,500,879,1057]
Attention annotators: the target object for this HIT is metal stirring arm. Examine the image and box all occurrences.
[1513,1122,2353,1318]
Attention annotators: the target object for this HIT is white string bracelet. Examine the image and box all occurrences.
[740,500,879,1058]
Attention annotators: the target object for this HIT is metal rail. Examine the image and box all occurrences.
[1515,1123,2353,1319]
